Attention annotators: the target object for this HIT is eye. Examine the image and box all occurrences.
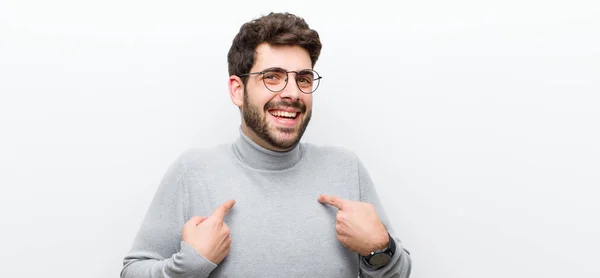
[263,70,286,81]
[264,74,279,80]
[297,76,312,85]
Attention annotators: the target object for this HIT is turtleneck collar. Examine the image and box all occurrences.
[232,126,303,171]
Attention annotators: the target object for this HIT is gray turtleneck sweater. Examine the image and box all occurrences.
[121,129,412,277]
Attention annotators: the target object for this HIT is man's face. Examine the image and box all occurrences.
[240,43,314,151]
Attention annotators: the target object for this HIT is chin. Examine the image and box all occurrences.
[268,128,302,149]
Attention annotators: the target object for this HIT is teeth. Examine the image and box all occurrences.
[270,110,297,118]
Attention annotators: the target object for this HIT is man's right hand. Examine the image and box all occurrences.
[182,199,236,264]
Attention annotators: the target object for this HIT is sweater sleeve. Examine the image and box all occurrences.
[357,159,412,278]
[120,153,217,278]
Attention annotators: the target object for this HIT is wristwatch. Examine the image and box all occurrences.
[362,232,396,270]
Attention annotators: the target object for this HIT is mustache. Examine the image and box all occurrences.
[264,100,306,113]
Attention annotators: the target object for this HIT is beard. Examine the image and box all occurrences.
[242,88,311,150]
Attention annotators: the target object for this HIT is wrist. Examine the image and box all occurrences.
[359,227,390,256]
[374,229,390,249]
[361,233,396,270]
[371,224,390,250]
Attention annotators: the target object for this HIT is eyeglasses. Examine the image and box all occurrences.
[239,67,322,94]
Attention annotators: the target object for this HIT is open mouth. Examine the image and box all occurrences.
[268,109,300,120]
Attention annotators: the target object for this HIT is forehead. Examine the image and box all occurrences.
[252,43,312,72]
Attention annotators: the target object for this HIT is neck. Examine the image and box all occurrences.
[232,126,303,171]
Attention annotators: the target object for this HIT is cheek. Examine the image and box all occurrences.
[247,90,275,109]
[303,96,313,110]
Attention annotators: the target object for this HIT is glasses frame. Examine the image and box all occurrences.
[239,67,322,94]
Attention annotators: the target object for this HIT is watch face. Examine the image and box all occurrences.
[369,253,391,267]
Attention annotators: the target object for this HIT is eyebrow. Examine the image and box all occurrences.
[262,67,286,72]
[262,67,312,73]
[297,69,313,74]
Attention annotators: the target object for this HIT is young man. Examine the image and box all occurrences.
[121,12,412,277]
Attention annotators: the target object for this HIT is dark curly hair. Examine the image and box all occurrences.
[227,12,322,84]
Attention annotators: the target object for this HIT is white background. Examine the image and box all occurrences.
[1,0,599,277]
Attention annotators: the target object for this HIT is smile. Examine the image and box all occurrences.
[268,110,300,119]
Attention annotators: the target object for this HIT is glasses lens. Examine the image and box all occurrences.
[262,69,288,92]
[297,70,320,93]
[261,68,321,94]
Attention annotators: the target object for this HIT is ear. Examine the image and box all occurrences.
[229,75,244,108]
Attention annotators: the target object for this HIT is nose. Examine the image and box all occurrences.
[278,74,302,101]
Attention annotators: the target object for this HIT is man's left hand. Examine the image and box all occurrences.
[318,194,389,256]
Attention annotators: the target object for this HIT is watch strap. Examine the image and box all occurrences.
[363,232,396,268]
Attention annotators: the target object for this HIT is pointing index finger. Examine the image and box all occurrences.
[318,194,345,210]
[211,199,236,219]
